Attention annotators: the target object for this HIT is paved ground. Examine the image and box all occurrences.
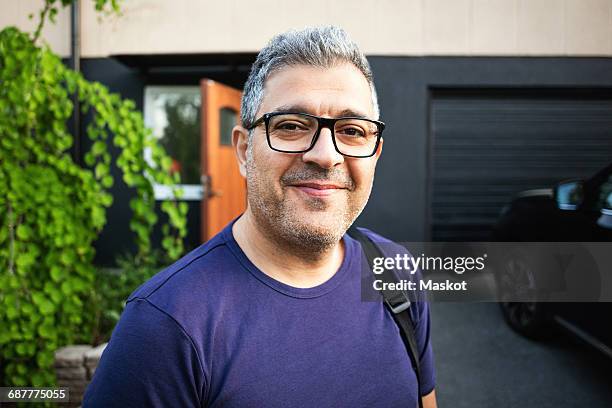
[429,303,612,408]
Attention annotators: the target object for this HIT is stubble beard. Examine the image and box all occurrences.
[245,147,370,258]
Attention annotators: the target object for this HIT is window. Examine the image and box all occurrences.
[219,107,237,146]
[144,86,203,200]
[599,175,612,211]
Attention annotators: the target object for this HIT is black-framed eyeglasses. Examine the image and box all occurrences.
[246,112,385,158]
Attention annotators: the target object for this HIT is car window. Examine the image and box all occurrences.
[598,175,612,211]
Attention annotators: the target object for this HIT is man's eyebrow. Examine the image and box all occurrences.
[270,105,370,119]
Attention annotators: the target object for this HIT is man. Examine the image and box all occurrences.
[84,26,436,407]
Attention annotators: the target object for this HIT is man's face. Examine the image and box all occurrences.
[237,63,382,249]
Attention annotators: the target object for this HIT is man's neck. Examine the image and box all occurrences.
[232,211,345,288]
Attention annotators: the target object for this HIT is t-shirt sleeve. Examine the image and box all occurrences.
[83,298,206,407]
[413,300,436,396]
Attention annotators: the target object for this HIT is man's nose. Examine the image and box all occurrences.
[301,127,344,168]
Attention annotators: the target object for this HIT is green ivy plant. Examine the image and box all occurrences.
[0,0,188,387]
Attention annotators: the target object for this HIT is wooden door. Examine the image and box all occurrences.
[200,79,247,242]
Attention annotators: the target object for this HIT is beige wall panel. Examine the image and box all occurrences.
[423,0,471,54]
[0,0,70,56]
[4,0,612,57]
[330,0,423,55]
[517,0,565,55]
[565,0,612,55]
[470,0,518,55]
[229,0,424,55]
[80,0,424,57]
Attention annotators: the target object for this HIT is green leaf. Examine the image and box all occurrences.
[161,156,172,171]
[162,236,174,251]
[50,266,64,282]
[95,162,109,179]
[84,151,95,166]
[49,7,58,23]
[39,299,55,315]
[36,350,54,368]
[6,305,19,319]
[49,290,61,304]
[31,292,44,306]
[8,275,20,289]
[102,175,113,188]
[179,202,188,214]
[22,303,35,316]
[92,140,106,156]
[16,343,28,356]
[100,192,113,206]
[61,280,73,295]
[15,252,36,273]
[38,324,54,339]
[60,250,75,265]
[91,206,106,228]
[16,224,32,240]
[144,210,158,225]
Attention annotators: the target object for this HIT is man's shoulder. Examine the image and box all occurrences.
[354,226,393,243]
[127,230,235,303]
[352,226,406,255]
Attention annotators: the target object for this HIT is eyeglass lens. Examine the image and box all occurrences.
[267,113,379,156]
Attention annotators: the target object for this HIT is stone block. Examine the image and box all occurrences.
[56,365,87,380]
[84,343,107,368]
[54,345,93,368]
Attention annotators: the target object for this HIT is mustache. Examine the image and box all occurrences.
[280,165,355,190]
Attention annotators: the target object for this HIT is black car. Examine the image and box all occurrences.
[492,163,612,357]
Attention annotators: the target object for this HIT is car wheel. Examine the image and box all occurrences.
[499,301,551,339]
[496,248,552,339]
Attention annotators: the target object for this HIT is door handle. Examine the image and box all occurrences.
[201,175,222,198]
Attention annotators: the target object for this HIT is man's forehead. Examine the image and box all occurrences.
[257,64,375,118]
[270,103,370,119]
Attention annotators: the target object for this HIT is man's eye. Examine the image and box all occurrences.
[277,122,307,131]
[337,127,366,137]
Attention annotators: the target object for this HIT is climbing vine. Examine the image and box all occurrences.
[0,0,188,387]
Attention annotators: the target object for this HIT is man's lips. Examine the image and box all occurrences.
[287,182,347,197]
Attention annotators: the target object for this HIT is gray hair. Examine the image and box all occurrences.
[240,25,379,130]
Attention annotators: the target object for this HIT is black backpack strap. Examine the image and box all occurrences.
[348,226,424,408]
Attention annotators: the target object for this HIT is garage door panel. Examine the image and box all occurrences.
[431,89,612,241]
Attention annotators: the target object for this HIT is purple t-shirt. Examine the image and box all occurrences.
[83,220,435,407]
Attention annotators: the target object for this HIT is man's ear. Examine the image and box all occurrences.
[374,137,383,159]
[232,125,249,178]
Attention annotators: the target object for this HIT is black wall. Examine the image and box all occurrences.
[79,58,145,265]
[361,57,612,242]
[77,56,612,264]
